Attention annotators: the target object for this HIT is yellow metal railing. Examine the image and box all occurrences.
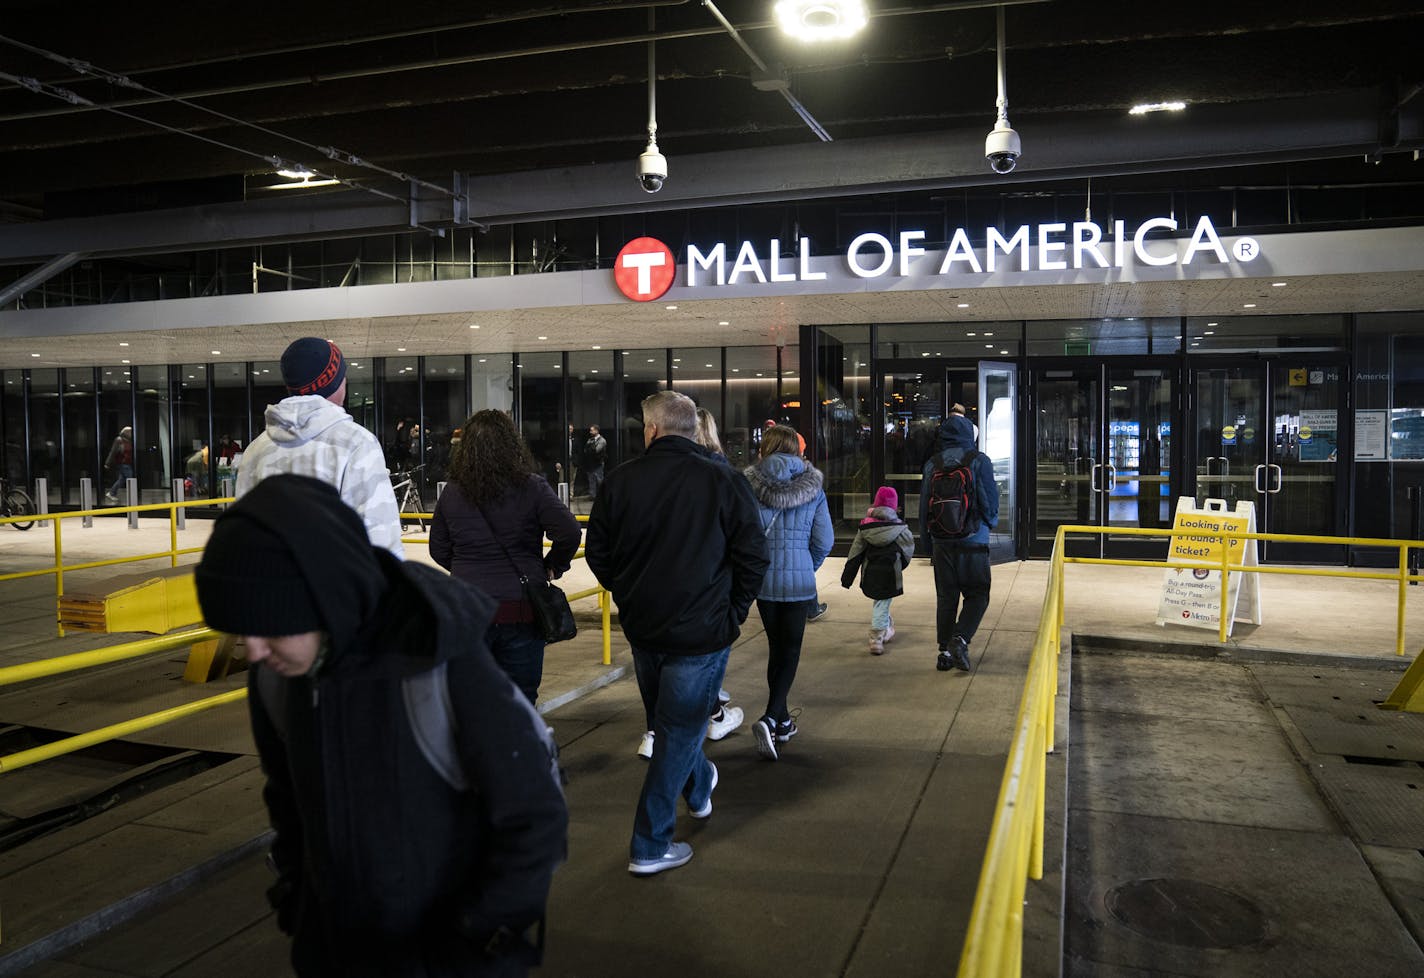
[957,523,1424,977]
[0,497,235,636]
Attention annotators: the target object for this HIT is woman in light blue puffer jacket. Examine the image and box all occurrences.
[743,425,833,761]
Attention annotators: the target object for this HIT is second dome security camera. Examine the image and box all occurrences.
[638,139,667,193]
[985,121,1021,174]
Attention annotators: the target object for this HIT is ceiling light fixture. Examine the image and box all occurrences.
[637,10,667,193]
[774,0,867,41]
[1272,281,1287,287]
[275,164,315,180]
[1127,101,1187,116]
[984,6,1021,175]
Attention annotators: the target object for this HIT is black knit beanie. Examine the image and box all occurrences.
[196,513,324,637]
[196,475,384,646]
[280,337,346,399]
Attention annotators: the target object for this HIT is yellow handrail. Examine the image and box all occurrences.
[958,523,1424,977]
[0,627,219,688]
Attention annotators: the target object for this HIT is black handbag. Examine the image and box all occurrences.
[478,506,578,644]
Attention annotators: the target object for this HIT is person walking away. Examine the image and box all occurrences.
[586,391,767,875]
[840,486,915,654]
[920,412,1000,672]
[744,424,833,761]
[431,410,582,704]
[103,425,134,502]
[236,337,404,557]
[582,424,607,501]
[194,474,567,977]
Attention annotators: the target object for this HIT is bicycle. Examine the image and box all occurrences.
[0,475,36,531]
[390,464,427,532]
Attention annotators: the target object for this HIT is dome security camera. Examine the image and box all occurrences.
[985,121,1021,175]
[637,140,667,194]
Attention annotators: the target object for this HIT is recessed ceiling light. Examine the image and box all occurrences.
[1000,350,1008,354]
[957,303,970,309]
[538,336,548,341]
[119,341,130,347]
[1204,331,1215,335]
[673,358,681,362]
[985,344,994,348]
[922,352,930,357]
[1271,282,1287,287]
[397,347,406,352]
[592,345,602,349]
[967,332,977,337]
[1207,321,1218,326]
[591,369,599,374]
[718,321,730,326]
[478,358,487,363]
[666,305,678,311]
[122,359,130,364]
[732,368,740,373]
[756,372,764,377]
[647,358,655,363]
[1128,100,1187,115]
[469,323,480,329]
[211,350,221,355]
[1243,303,1256,308]
[984,332,994,336]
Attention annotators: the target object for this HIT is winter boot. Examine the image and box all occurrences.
[868,628,886,655]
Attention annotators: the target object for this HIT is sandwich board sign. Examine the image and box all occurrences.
[1156,497,1262,635]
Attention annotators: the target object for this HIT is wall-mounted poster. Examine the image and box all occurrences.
[1355,410,1386,461]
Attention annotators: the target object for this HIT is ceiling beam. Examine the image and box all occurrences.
[0,90,1416,266]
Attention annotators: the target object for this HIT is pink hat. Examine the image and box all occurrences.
[872,486,898,510]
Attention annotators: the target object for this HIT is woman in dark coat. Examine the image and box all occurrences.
[431,410,582,703]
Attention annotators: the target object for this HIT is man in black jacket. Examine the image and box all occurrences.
[195,475,568,977]
[586,391,768,876]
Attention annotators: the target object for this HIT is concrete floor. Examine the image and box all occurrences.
[1,514,1423,976]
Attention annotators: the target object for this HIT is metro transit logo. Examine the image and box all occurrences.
[614,236,676,301]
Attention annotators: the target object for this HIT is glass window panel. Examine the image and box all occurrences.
[251,360,286,437]
[469,353,514,414]
[212,362,246,497]
[1184,314,1345,353]
[818,327,872,545]
[518,353,565,488]
[98,366,133,501]
[4,371,27,484]
[568,351,614,512]
[177,364,211,498]
[670,347,721,412]
[1025,318,1179,356]
[345,356,376,434]
[421,355,466,493]
[136,364,171,501]
[385,356,420,474]
[878,321,1022,360]
[621,349,667,465]
[62,367,97,505]
[725,346,779,468]
[29,368,61,507]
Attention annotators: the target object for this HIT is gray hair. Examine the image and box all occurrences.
[641,390,698,437]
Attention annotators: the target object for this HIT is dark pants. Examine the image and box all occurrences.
[585,465,604,500]
[931,542,992,649]
[486,621,546,704]
[756,599,811,723]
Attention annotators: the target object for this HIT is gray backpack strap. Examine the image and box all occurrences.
[403,662,471,792]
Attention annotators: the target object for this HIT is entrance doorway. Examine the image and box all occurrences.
[1029,361,1180,559]
[1191,358,1346,563]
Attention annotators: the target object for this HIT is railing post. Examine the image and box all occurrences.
[1398,544,1409,657]
[218,475,234,505]
[126,477,139,529]
[34,477,49,528]
[1219,532,1230,643]
[1410,485,1422,586]
[436,480,447,500]
[79,477,94,528]
[172,479,186,530]
[558,481,570,506]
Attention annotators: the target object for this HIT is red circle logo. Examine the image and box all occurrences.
[614,237,676,301]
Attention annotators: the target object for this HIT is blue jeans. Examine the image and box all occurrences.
[106,464,133,498]
[486,621,546,704]
[871,597,893,630]
[630,645,726,860]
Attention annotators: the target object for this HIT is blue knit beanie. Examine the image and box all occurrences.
[280,337,347,398]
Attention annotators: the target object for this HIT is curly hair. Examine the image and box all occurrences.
[446,409,537,506]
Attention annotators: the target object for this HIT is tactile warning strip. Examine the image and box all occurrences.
[1313,760,1424,849]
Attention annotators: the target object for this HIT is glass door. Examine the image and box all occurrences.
[1031,366,1100,557]
[882,365,945,548]
[1190,360,1345,562]
[979,361,1018,561]
[1104,365,1178,557]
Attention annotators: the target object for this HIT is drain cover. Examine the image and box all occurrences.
[1105,878,1270,949]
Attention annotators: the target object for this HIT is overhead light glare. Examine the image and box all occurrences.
[1272,281,1287,287]
[276,165,315,179]
[1128,101,1187,116]
[775,0,867,41]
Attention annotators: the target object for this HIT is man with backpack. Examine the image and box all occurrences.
[194,474,568,976]
[920,411,1000,672]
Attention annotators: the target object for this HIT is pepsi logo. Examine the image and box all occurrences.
[614,237,676,301]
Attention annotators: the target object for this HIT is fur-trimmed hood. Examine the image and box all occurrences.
[744,453,824,510]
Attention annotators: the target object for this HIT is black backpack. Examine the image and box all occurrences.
[926,450,980,539]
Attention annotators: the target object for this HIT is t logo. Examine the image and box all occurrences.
[614,237,676,301]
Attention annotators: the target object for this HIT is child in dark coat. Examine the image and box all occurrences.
[840,486,916,654]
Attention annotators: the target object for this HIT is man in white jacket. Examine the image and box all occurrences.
[236,337,404,558]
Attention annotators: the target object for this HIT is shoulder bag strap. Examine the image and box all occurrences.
[475,504,532,586]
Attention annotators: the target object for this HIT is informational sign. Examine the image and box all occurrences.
[1156,497,1262,635]
[1298,409,1338,462]
[1289,368,1308,386]
[1355,410,1386,460]
[1221,424,1237,445]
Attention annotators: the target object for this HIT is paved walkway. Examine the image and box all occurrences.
[1,516,1422,976]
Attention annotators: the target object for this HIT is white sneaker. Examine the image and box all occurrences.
[690,762,718,819]
[884,621,896,643]
[706,706,744,741]
[637,730,654,759]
